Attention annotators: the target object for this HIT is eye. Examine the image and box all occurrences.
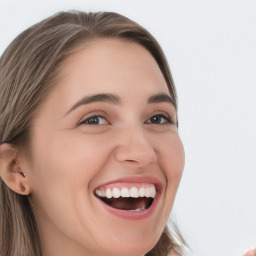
[79,115,109,125]
[146,114,173,125]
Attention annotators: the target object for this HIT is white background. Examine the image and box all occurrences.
[0,1,255,256]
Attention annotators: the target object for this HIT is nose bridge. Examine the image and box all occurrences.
[113,123,157,166]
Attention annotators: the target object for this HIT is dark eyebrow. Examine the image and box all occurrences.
[65,93,121,115]
[147,93,176,108]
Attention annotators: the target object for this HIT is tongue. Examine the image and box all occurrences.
[103,197,152,210]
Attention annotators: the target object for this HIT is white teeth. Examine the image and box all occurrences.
[95,189,103,197]
[128,206,146,212]
[95,184,156,199]
[121,187,129,197]
[145,187,151,197]
[112,187,121,198]
[139,187,146,197]
[150,186,156,198]
[130,187,139,198]
[105,188,112,198]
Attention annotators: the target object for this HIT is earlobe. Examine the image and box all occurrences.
[0,143,31,195]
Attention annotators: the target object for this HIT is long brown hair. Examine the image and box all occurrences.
[0,10,186,256]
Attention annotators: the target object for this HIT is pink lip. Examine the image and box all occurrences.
[94,176,163,220]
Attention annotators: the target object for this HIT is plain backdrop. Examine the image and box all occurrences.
[0,0,255,256]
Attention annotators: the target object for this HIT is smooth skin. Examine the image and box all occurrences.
[1,39,185,256]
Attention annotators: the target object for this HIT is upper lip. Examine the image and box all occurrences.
[94,176,164,194]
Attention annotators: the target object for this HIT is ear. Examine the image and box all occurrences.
[0,143,31,195]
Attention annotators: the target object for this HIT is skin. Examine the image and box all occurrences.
[22,39,185,256]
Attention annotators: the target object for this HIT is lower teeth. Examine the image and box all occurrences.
[128,206,146,212]
[98,196,153,211]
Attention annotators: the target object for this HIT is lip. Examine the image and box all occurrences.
[94,176,163,220]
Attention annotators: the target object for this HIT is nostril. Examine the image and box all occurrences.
[126,159,137,163]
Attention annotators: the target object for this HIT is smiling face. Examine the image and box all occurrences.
[26,39,185,256]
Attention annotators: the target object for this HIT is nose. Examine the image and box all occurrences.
[113,126,157,167]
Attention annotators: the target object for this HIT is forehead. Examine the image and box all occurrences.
[54,38,170,96]
[31,38,174,138]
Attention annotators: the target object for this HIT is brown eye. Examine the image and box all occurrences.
[147,114,172,124]
[79,115,108,125]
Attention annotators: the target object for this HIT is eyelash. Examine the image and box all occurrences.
[146,114,174,125]
[79,115,108,125]
[78,113,174,126]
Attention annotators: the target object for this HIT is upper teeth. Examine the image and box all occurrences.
[95,184,156,199]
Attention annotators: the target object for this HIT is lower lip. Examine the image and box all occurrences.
[95,194,160,220]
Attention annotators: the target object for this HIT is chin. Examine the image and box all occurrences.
[99,231,160,256]
[104,244,154,256]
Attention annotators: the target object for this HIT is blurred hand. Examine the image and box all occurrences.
[243,248,256,256]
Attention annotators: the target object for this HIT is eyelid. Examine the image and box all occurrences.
[76,109,176,127]
[77,111,110,126]
[146,112,175,125]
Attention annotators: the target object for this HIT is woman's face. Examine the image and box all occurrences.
[27,39,185,256]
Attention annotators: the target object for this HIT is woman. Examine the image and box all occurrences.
[0,11,187,256]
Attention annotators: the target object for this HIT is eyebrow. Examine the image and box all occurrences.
[65,92,175,116]
[65,93,121,115]
[147,93,176,108]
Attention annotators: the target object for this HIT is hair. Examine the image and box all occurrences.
[0,10,186,256]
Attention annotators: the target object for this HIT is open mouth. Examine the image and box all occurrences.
[94,184,156,212]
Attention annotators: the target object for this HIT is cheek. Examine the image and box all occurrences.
[28,132,113,235]
[30,131,113,192]
[169,137,185,181]
[155,133,185,201]
[157,133,185,178]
